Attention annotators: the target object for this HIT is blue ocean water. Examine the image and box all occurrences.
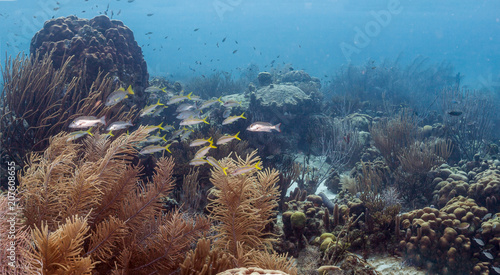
[0,0,499,88]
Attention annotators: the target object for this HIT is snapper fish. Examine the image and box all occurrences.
[144,86,167,93]
[105,85,134,106]
[67,128,94,141]
[216,132,241,145]
[199,97,223,109]
[176,110,201,120]
[145,133,168,144]
[190,137,213,147]
[106,120,133,131]
[69,116,106,128]
[140,99,165,117]
[222,109,231,118]
[176,103,195,113]
[144,122,165,134]
[180,116,209,126]
[222,112,246,125]
[223,99,241,108]
[246,122,281,133]
[167,92,193,105]
[230,161,262,176]
[189,158,208,166]
[206,156,228,175]
[194,144,217,159]
[139,144,172,155]
[180,129,194,141]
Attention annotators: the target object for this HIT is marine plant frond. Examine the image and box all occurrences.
[94,126,149,178]
[82,132,114,162]
[86,216,127,263]
[123,209,210,274]
[180,238,234,275]
[208,150,280,265]
[117,156,176,232]
[27,215,95,275]
[247,250,298,275]
[91,165,141,224]
[19,133,80,229]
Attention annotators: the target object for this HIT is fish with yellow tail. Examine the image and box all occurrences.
[106,120,133,131]
[199,97,223,109]
[67,127,94,141]
[189,158,208,166]
[105,85,134,106]
[180,116,209,126]
[144,86,167,93]
[230,161,262,176]
[144,122,166,134]
[102,130,114,138]
[139,143,172,155]
[145,133,168,143]
[190,137,213,147]
[194,143,217,159]
[140,99,165,117]
[69,116,106,128]
[222,112,246,125]
[216,132,241,145]
[205,156,229,175]
[167,92,193,105]
[246,122,281,133]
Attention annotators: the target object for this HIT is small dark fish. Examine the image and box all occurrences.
[164,36,168,39]
[53,7,60,11]
[235,40,238,44]
[372,67,376,69]
[216,42,219,48]
[277,55,280,58]
[147,13,154,16]
[472,237,484,246]
[232,50,238,54]
[299,44,301,48]
[253,46,256,50]
[222,37,226,42]
[482,213,492,221]
[457,222,470,230]
[145,32,153,35]
[448,111,463,116]
[117,9,121,15]
[194,28,199,31]
[481,250,494,260]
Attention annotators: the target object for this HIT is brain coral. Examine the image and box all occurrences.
[30,15,148,96]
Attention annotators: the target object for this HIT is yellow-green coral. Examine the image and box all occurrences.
[291,211,306,229]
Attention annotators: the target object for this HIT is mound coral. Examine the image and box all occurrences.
[399,196,488,274]
[30,15,148,94]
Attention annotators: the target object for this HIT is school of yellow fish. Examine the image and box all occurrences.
[68,85,281,176]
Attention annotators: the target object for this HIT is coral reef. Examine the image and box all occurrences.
[30,15,148,96]
[0,52,135,170]
[398,196,490,274]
